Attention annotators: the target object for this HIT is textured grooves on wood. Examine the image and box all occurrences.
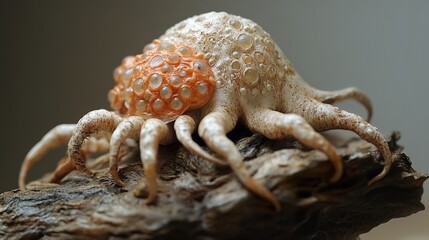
[0,132,426,240]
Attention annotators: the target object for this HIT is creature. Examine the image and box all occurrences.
[19,12,391,211]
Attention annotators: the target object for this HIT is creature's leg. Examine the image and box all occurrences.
[243,108,342,183]
[294,100,391,184]
[134,119,176,204]
[312,87,373,122]
[19,124,75,189]
[198,110,281,211]
[174,115,226,166]
[48,137,110,184]
[109,116,144,187]
[66,109,122,177]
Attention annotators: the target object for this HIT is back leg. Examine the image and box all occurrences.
[198,110,281,211]
[243,108,343,183]
[312,87,373,122]
[292,100,391,184]
[19,124,75,189]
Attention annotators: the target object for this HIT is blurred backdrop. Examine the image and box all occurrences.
[1,1,428,239]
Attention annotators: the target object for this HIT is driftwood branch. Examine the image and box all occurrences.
[0,131,426,239]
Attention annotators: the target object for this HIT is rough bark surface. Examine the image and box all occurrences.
[0,131,426,240]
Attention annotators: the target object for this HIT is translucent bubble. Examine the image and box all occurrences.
[160,85,172,99]
[243,68,259,85]
[231,60,241,70]
[143,43,156,53]
[161,64,173,74]
[208,59,216,66]
[237,33,253,51]
[168,54,180,64]
[179,69,187,77]
[152,99,164,110]
[180,86,191,98]
[177,22,186,30]
[196,82,208,95]
[133,78,145,95]
[254,52,264,62]
[150,55,164,68]
[122,56,134,64]
[136,100,146,112]
[144,90,152,101]
[149,74,163,90]
[113,67,120,80]
[232,51,241,59]
[170,97,183,110]
[134,65,142,72]
[242,55,252,65]
[229,19,241,29]
[123,87,134,103]
[178,47,192,57]
[193,61,208,74]
[224,27,233,35]
[158,41,175,52]
[122,69,133,84]
[170,75,182,87]
[108,90,115,103]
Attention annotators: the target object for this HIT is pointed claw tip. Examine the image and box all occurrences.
[328,169,343,183]
[133,187,149,198]
[272,199,282,212]
[367,164,390,185]
[367,174,382,185]
[18,178,25,191]
[144,196,157,205]
[114,179,126,188]
[260,188,281,212]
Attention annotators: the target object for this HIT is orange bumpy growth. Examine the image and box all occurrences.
[108,39,216,121]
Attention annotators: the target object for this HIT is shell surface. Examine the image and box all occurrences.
[109,40,216,121]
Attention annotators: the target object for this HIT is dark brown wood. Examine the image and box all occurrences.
[0,132,426,240]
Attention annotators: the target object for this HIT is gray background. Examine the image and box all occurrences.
[1,1,428,238]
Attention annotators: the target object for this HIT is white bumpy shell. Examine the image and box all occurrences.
[160,12,293,98]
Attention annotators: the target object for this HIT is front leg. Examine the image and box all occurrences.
[133,118,176,204]
[67,110,122,175]
[174,115,226,166]
[47,110,123,184]
[198,110,281,211]
[109,116,145,187]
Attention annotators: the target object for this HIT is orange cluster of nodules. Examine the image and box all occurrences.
[108,40,216,121]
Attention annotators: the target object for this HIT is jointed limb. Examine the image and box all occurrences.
[243,108,342,183]
[294,100,391,184]
[19,124,75,189]
[49,136,110,183]
[109,116,145,187]
[312,87,373,122]
[133,118,175,204]
[174,115,226,166]
[66,110,122,177]
[198,110,281,211]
